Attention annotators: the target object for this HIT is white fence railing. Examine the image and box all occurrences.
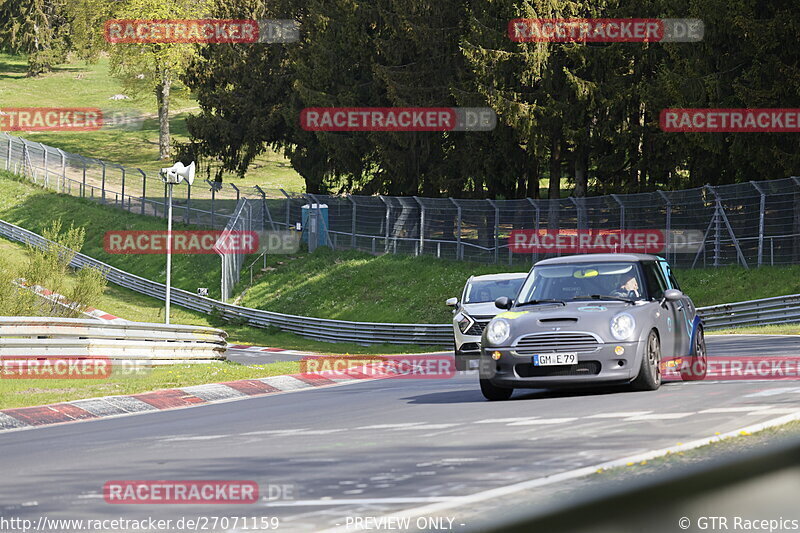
[0,317,227,362]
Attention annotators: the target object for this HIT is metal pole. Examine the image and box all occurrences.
[99,160,106,203]
[449,198,462,260]
[487,199,499,263]
[750,181,765,267]
[657,191,672,263]
[280,188,291,229]
[413,196,425,255]
[120,166,126,208]
[527,198,540,264]
[139,169,146,215]
[57,148,66,193]
[39,143,48,187]
[185,182,192,224]
[165,182,173,325]
[611,194,624,230]
[209,180,216,228]
[349,196,357,249]
[81,157,87,198]
[379,195,390,253]
[5,136,10,170]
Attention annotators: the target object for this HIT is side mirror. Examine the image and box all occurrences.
[495,296,513,310]
[445,297,458,307]
[661,289,683,306]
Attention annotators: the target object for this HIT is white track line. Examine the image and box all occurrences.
[318,410,800,533]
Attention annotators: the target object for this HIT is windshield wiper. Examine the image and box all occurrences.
[516,299,567,307]
[573,294,635,304]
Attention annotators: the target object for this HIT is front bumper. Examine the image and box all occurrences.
[480,340,644,388]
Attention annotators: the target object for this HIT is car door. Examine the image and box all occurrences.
[641,261,678,357]
[659,260,694,356]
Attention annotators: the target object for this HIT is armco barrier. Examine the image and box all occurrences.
[0,219,796,345]
[0,317,227,362]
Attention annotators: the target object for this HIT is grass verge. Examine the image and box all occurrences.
[0,361,300,409]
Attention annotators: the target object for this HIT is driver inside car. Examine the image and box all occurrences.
[612,275,640,298]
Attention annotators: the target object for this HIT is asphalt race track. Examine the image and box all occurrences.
[2,335,800,532]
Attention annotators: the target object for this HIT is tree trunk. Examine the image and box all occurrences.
[156,71,171,160]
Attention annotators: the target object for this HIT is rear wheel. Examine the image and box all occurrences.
[631,330,662,391]
[681,326,707,381]
[480,378,513,401]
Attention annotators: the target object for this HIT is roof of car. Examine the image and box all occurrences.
[534,253,663,265]
[469,272,528,282]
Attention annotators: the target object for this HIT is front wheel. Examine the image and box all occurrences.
[480,378,513,401]
[453,342,468,371]
[630,330,662,391]
[681,326,707,381]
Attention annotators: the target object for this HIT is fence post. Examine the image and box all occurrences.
[449,198,462,260]
[185,182,192,224]
[97,159,106,203]
[139,169,146,215]
[348,195,357,249]
[379,195,391,253]
[750,181,766,267]
[81,157,87,198]
[413,196,425,255]
[56,148,66,193]
[279,188,291,229]
[309,193,334,248]
[611,194,624,230]
[657,190,671,263]
[527,198,540,265]
[208,180,216,228]
[39,143,48,187]
[487,199,499,263]
[5,136,10,171]
[110,164,125,208]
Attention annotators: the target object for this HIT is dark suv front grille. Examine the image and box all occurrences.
[514,332,600,355]
[515,361,601,377]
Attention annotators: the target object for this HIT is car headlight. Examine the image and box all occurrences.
[485,319,511,346]
[610,313,636,341]
[457,313,474,334]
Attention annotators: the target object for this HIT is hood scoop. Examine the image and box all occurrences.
[538,317,578,324]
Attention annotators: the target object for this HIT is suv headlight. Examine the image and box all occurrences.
[610,313,636,341]
[485,319,511,346]
[457,313,474,334]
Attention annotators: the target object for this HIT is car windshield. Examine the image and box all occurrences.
[516,262,646,304]
[464,278,525,303]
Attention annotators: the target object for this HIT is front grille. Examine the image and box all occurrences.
[514,332,600,355]
[516,361,601,377]
[465,320,489,336]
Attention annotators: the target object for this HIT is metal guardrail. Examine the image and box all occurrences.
[0,316,227,362]
[0,219,453,346]
[0,219,796,346]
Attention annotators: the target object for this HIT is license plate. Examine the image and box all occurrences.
[533,353,578,366]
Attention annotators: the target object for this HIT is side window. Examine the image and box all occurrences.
[641,262,667,300]
[659,261,681,290]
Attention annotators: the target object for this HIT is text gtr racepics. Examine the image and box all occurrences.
[478,254,706,401]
